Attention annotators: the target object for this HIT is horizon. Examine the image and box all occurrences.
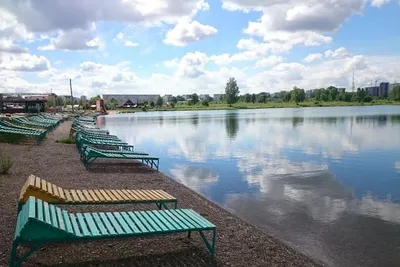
[1,1,400,98]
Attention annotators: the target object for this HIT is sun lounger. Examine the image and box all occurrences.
[10,197,216,266]
[81,145,159,170]
[18,175,177,211]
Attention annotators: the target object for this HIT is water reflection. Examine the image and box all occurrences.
[101,106,400,267]
[225,112,239,140]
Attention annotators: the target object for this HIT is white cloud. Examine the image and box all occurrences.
[0,53,50,72]
[0,39,28,54]
[256,55,284,68]
[304,53,323,63]
[163,20,217,46]
[1,0,209,32]
[370,0,392,7]
[124,40,139,47]
[175,51,210,78]
[325,47,350,58]
[38,28,101,51]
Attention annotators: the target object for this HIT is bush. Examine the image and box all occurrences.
[201,100,209,106]
[0,153,14,174]
[57,136,75,144]
[363,96,373,102]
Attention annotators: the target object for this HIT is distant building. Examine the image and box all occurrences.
[101,94,160,106]
[182,94,192,100]
[365,86,379,97]
[163,94,173,103]
[213,94,224,101]
[337,88,346,93]
[379,82,389,98]
[81,95,87,102]
[389,83,400,94]
[199,94,210,100]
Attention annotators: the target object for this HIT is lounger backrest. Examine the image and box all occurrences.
[15,197,75,241]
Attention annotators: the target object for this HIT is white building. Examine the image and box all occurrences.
[163,94,173,102]
[101,94,160,106]
[199,94,210,100]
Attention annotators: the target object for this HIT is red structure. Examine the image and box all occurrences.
[95,99,107,113]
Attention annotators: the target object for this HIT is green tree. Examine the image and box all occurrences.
[89,95,100,105]
[190,93,199,105]
[106,98,119,110]
[251,93,256,103]
[390,86,400,101]
[55,96,66,106]
[290,87,306,103]
[171,96,178,104]
[244,93,252,103]
[225,77,240,106]
[156,96,164,107]
[150,101,155,108]
[176,95,185,101]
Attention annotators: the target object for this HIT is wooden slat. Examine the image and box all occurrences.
[87,190,99,202]
[105,213,125,234]
[157,190,175,200]
[69,190,80,201]
[62,210,74,234]
[47,181,53,195]
[126,190,140,200]
[163,210,189,230]
[140,191,155,200]
[37,199,44,221]
[151,211,176,231]
[99,212,117,235]
[94,190,106,202]
[75,190,86,202]
[134,212,154,232]
[116,190,130,201]
[76,213,90,236]
[99,190,112,201]
[43,201,52,225]
[56,207,66,231]
[157,211,182,230]
[126,212,147,233]
[58,187,66,200]
[28,175,36,187]
[52,184,59,197]
[122,212,142,233]
[82,190,93,202]
[144,211,169,231]
[28,197,36,218]
[64,190,73,202]
[121,189,134,200]
[134,190,149,201]
[70,214,83,237]
[83,213,100,236]
[49,204,59,228]
[35,176,41,190]
[175,210,203,228]
[105,190,119,201]
[114,212,133,234]
[148,190,165,200]
[168,210,196,229]
[110,190,124,201]
[41,179,47,192]
[139,211,162,232]
[92,213,109,235]
[184,209,215,228]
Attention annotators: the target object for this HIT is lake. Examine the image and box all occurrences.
[98,106,400,267]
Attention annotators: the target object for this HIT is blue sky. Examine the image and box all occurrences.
[1,0,400,97]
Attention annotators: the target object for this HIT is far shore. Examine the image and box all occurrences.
[106,100,400,114]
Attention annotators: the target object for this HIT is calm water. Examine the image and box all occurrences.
[98,106,400,267]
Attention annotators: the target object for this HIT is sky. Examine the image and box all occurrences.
[0,0,400,97]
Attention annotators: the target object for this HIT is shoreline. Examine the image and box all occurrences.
[108,101,400,114]
[0,120,324,266]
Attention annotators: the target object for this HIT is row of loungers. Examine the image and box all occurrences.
[0,114,65,144]
[72,117,160,170]
[11,175,217,266]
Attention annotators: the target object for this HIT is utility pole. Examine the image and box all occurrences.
[70,79,74,112]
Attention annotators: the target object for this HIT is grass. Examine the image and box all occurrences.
[115,99,400,113]
[57,136,75,144]
[0,153,13,175]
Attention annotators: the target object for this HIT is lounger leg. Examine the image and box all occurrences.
[188,230,191,238]
[9,242,41,267]
[199,229,217,257]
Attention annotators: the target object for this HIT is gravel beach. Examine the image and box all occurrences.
[0,120,324,267]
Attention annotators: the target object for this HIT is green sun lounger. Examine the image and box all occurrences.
[81,145,159,170]
[10,197,216,266]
